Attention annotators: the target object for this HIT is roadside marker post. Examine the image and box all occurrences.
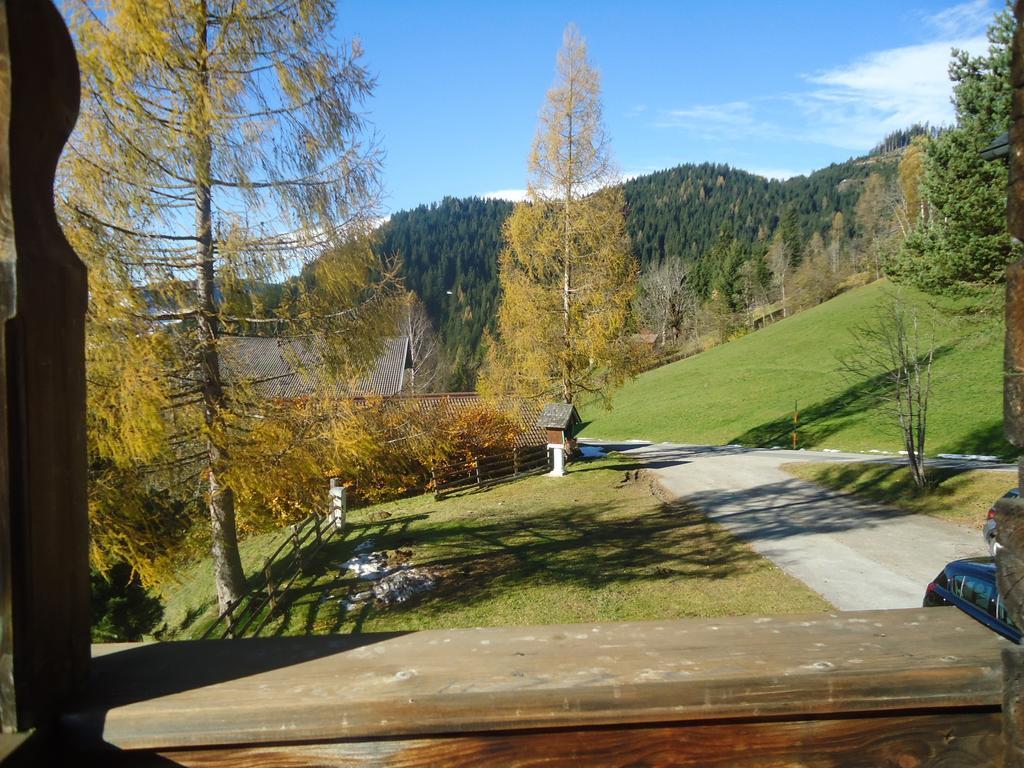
[329,477,347,532]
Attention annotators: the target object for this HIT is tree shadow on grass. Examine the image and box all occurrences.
[950,418,1013,458]
[288,493,763,634]
[794,460,1004,509]
[227,512,428,636]
[729,346,956,449]
[673,475,952,552]
[805,462,971,497]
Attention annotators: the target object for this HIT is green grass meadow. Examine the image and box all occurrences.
[161,455,830,639]
[585,280,1007,457]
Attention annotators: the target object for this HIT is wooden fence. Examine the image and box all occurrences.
[201,510,336,640]
[431,444,549,500]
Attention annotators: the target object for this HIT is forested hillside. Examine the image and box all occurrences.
[375,197,512,389]
[378,154,898,387]
[624,158,894,269]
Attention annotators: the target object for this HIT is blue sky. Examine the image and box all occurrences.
[340,0,1000,215]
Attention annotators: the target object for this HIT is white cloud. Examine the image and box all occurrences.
[484,176,631,202]
[924,0,993,38]
[619,166,663,183]
[742,167,805,181]
[482,188,530,202]
[798,35,987,149]
[654,101,754,130]
[650,101,791,144]
[648,1,996,154]
[791,0,994,148]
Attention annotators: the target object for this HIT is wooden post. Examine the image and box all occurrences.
[291,528,305,574]
[0,8,15,730]
[999,6,1024,765]
[264,565,277,611]
[223,599,238,640]
[1,0,90,734]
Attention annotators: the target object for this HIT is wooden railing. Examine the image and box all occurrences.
[68,608,1006,765]
[201,511,336,640]
[431,444,549,500]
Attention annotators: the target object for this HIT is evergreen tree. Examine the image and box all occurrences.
[376,197,511,388]
[91,563,164,642]
[779,204,803,270]
[890,5,1021,292]
[482,25,638,405]
[61,1,396,610]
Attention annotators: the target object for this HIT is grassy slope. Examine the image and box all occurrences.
[586,280,1007,457]
[162,454,830,639]
[160,526,293,638]
[783,461,1014,529]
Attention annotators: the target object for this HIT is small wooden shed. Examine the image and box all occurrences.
[536,403,582,447]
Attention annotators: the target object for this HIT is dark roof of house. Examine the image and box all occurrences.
[218,336,412,398]
[536,402,581,430]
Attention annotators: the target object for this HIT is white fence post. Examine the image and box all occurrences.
[548,443,565,477]
[329,477,347,532]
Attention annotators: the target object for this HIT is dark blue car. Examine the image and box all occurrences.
[923,557,1021,643]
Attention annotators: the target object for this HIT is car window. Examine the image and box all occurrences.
[996,597,1020,630]
[952,575,966,597]
[962,575,996,611]
[935,570,949,589]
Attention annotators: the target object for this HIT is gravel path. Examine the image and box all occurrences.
[591,442,1003,610]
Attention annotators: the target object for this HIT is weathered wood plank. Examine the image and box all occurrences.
[150,713,1003,768]
[64,609,1006,752]
[1006,647,1024,768]
[1003,4,1024,764]
[0,732,30,763]
[0,1,14,735]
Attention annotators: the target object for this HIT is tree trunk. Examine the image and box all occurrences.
[901,377,928,490]
[195,5,245,613]
[562,240,571,403]
[560,70,574,406]
[906,434,927,490]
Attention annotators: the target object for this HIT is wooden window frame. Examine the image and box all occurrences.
[0,3,1016,766]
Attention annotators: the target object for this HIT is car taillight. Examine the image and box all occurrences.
[926,582,937,593]
[988,507,998,520]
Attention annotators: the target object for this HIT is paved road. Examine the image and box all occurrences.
[587,442,1010,610]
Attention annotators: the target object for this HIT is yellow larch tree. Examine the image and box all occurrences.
[59,0,397,610]
[482,24,639,407]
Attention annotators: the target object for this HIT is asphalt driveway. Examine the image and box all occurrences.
[593,442,1005,610]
